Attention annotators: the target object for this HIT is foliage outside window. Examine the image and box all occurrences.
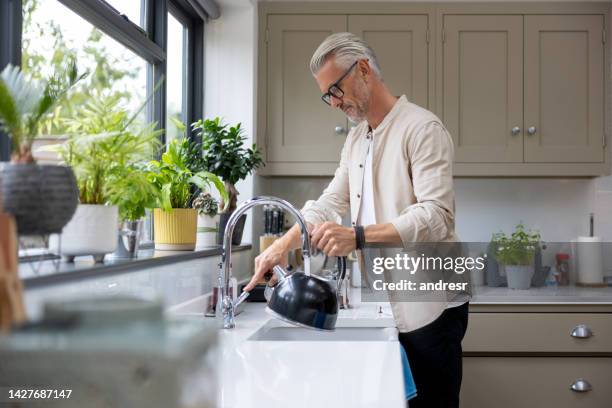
[21,0,146,140]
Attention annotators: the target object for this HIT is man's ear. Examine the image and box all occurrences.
[358,59,372,82]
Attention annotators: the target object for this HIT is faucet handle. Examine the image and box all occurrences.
[233,291,249,310]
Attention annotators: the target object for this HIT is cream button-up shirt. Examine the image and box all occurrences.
[301,95,461,332]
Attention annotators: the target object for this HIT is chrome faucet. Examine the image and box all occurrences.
[219,196,312,329]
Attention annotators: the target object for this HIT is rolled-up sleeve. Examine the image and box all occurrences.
[390,121,456,245]
[300,136,351,225]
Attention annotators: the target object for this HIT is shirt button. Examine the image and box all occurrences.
[352,221,356,226]
[357,194,361,198]
[359,164,363,168]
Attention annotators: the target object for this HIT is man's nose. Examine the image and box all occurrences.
[330,95,343,108]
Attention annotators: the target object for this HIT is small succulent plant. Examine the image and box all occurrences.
[192,192,218,217]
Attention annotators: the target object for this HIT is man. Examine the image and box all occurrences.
[244,33,468,407]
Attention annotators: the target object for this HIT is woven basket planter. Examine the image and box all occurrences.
[0,164,78,235]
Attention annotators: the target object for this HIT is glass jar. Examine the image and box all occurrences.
[555,253,571,286]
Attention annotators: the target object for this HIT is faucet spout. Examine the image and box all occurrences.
[219,196,312,329]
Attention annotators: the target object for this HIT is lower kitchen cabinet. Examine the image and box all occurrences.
[461,357,612,408]
[461,310,612,408]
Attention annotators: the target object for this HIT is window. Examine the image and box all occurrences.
[1,0,208,162]
[22,0,148,153]
[103,0,145,28]
[165,11,187,142]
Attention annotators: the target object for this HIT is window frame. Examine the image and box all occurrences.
[0,0,207,160]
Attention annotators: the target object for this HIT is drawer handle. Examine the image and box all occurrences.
[570,324,593,339]
[570,379,592,393]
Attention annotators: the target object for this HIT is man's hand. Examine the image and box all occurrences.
[310,222,356,257]
[244,241,288,292]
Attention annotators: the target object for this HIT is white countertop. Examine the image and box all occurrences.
[470,284,612,304]
[171,294,406,408]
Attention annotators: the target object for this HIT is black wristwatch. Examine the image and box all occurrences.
[354,225,366,250]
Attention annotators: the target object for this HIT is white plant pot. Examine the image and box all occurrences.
[195,214,219,250]
[51,204,119,262]
[505,264,534,290]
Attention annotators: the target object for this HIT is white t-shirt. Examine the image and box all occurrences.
[356,130,375,227]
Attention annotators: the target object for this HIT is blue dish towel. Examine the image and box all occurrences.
[399,344,417,400]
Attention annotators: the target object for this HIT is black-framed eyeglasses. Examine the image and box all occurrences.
[321,60,359,106]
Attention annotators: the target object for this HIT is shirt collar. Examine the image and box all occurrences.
[369,95,407,134]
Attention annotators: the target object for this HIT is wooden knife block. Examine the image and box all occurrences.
[0,212,26,331]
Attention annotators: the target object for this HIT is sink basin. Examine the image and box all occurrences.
[248,320,398,342]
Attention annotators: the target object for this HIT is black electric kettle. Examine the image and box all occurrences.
[266,255,346,331]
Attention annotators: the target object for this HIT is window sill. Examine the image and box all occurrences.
[20,244,252,289]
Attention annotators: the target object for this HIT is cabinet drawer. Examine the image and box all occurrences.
[461,357,612,408]
[463,313,612,353]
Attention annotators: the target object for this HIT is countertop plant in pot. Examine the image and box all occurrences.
[47,95,162,262]
[192,192,220,250]
[192,117,264,245]
[0,62,83,236]
[107,162,160,259]
[492,224,541,290]
[147,138,226,251]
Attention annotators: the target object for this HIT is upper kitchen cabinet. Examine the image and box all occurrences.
[265,15,348,174]
[348,15,430,109]
[524,15,605,164]
[258,3,610,177]
[258,5,434,176]
[440,5,609,176]
[442,15,524,163]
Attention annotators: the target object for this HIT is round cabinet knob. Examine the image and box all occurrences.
[570,378,592,393]
[511,126,521,136]
[334,126,346,135]
[527,126,537,136]
[570,324,593,339]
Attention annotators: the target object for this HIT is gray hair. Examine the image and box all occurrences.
[310,32,382,78]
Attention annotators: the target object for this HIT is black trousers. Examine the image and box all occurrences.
[398,302,469,408]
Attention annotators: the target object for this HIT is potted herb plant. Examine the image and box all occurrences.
[147,138,226,251]
[192,117,264,245]
[491,223,541,289]
[47,95,162,262]
[192,192,219,249]
[107,163,159,258]
[0,62,83,235]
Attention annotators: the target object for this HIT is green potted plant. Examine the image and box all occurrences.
[0,62,83,235]
[491,223,541,289]
[47,95,162,261]
[192,192,219,249]
[146,138,227,251]
[107,163,159,258]
[192,117,264,245]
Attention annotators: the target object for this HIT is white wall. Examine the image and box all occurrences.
[204,0,258,243]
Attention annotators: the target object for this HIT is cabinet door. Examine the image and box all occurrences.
[524,15,605,163]
[461,357,612,408]
[348,15,430,109]
[443,15,524,162]
[267,15,347,164]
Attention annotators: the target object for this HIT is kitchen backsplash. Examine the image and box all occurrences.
[254,175,612,276]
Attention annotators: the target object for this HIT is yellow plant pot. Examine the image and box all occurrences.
[153,208,197,251]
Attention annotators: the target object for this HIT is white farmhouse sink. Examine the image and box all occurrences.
[248,319,398,342]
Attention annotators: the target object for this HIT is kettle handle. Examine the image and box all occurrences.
[272,265,289,281]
